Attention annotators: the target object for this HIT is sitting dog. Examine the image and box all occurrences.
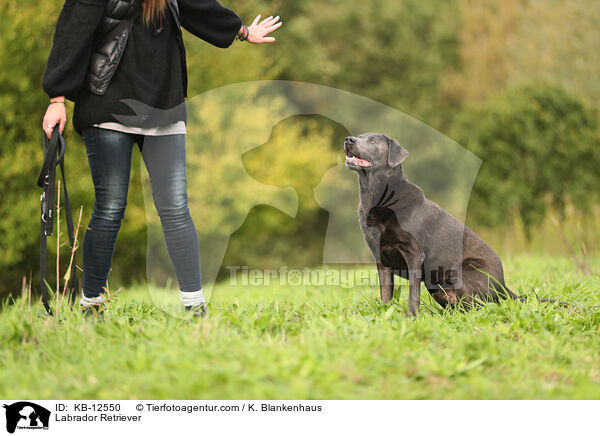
[344,133,519,316]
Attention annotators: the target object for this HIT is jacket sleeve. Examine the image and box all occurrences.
[42,0,107,101]
[178,0,242,48]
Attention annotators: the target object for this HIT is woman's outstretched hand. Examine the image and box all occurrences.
[246,15,282,43]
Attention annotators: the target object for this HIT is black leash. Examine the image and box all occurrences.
[37,126,79,315]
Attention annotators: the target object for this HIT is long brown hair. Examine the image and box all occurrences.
[141,0,171,27]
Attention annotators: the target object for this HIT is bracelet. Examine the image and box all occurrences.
[49,101,65,105]
[236,24,249,41]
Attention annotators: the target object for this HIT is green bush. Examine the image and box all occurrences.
[452,82,600,233]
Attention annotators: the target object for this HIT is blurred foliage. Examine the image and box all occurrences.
[1,0,599,298]
[447,0,600,108]
[452,82,600,232]
[268,0,462,129]
[0,0,91,298]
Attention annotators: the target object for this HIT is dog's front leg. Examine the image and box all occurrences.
[407,259,422,317]
[377,263,394,304]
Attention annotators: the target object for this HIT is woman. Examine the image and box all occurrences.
[41,0,281,315]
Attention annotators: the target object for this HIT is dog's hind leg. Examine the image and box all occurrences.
[377,264,394,304]
[427,262,487,309]
[428,287,459,309]
[451,262,508,307]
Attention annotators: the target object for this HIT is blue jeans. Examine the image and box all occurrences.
[81,127,202,297]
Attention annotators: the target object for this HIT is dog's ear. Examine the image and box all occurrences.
[387,137,408,167]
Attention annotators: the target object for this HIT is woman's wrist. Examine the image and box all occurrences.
[236,24,249,41]
[50,96,65,104]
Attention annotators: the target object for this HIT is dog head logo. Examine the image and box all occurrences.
[133,81,481,312]
[3,402,50,434]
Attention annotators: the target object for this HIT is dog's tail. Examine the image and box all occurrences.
[469,264,570,308]
[499,286,520,301]
[537,298,570,308]
[505,287,569,308]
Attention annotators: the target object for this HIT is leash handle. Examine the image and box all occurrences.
[37,127,65,188]
[38,126,78,315]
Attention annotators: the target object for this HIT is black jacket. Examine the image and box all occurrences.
[42,0,242,135]
[84,0,142,97]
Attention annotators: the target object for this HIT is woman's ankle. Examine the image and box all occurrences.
[80,292,106,307]
[180,289,205,306]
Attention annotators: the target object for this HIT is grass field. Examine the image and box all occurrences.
[1,255,599,400]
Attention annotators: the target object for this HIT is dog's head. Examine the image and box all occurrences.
[344,133,408,173]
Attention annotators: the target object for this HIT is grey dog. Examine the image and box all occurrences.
[344,133,519,316]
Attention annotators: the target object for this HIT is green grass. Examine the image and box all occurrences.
[1,255,599,399]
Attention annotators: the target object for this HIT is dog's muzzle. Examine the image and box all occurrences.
[344,137,372,168]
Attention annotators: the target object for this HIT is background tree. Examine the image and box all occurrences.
[452,82,600,233]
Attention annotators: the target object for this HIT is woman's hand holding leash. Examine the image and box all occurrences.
[239,14,282,43]
[43,96,66,138]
